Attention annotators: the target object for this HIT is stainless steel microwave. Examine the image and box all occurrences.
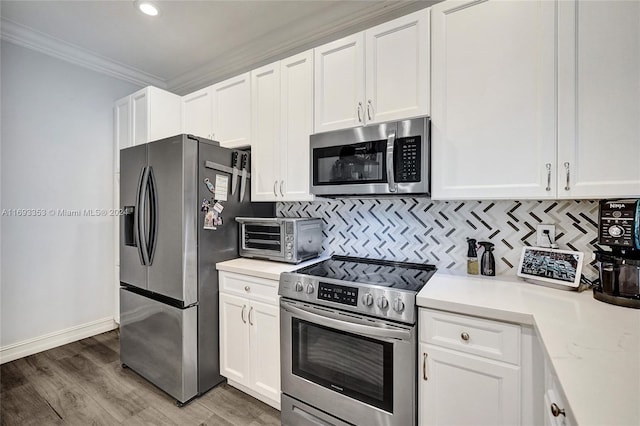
[236,217,323,264]
[310,117,430,196]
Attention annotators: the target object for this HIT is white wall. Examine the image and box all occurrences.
[0,41,141,359]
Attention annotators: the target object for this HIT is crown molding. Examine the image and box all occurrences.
[167,1,431,95]
[1,18,167,89]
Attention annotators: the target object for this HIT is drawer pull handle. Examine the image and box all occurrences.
[241,305,247,324]
[461,332,470,341]
[550,403,566,417]
[422,352,428,381]
[244,286,250,292]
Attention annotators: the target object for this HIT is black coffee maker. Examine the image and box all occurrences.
[594,199,640,308]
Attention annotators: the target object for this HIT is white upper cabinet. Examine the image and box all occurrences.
[182,86,214,139]
[114,96,131,172]
[365,9,430,124]
[557,0,640,198]
[314,33,365,132]
[252,51,315,202]
[279,51,315,201]
[212,73,251,148]
[251,62,281,201]
[131,86,182,146]
[431,0,557,200]
[314,8,430,133]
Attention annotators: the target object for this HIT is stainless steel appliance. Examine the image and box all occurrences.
[119,134,273,405]
[310,117,430,196]
[279,256,436,426]
[594,199,640,308]
[236,217,323,264]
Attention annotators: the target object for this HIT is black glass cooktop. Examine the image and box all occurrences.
[295,255,437,292]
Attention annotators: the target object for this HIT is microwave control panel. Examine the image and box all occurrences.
[394,136,421,183]
[598,199,639,248]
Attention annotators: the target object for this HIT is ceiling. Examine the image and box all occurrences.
[0,0,433,94]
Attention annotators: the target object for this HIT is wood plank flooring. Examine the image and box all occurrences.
[0,330,281,426]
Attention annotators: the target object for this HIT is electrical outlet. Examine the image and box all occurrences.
[536,224,556,248]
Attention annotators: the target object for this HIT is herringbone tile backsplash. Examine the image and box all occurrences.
[277,199,600,280]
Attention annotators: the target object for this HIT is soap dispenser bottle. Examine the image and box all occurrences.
[466,238,479,275]
[478,241,496,276]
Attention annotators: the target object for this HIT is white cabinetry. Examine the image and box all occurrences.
[252,51,314,202]
[219,271,280,409]
[211,73,251,148]
[431,0,556,200]
[182,86,214,139]
[543,359,573,426]
[314,9,429,132]
[557,0,640,198]
[432,0,640,200]
[419,309,522,426]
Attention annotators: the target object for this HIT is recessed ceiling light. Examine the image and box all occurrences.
[135,1,159,17]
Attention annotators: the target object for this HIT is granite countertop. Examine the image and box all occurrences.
[417,272,640,426]
[215,256,327,281]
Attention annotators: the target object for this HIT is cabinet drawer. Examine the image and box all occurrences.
[419,309,521,365]
[219,271,278,304]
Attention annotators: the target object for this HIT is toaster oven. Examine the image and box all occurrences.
[236,217,323,264]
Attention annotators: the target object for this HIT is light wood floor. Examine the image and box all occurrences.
[0,330,280,426]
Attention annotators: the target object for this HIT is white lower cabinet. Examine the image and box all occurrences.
[219,272,280,409]
[419,308,523,426]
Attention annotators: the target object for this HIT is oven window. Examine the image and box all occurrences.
[291,318,393,412]
[313,141,387,186]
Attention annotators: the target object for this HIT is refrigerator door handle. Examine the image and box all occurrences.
[147,166,159,265]
[134,167,147,266]
[138,166,151,266]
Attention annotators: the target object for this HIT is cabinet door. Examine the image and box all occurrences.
[419,343,520,426]
[557,0,640,198]
[280,50,314,201]
[431,0,556,200]
[182,86,214,139]
[314,33,365,132]
[365,9,430,124]
[114,96,131,172]
[219,293,250,386]
[146,87,182,143]
[251,63,281,202]
[131,89,148,146]
[212,73,251,148]
[248,300,280,406]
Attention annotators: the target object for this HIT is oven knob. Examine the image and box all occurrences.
[294,281,304,292]
[392,298,405,313]
[286,243,293,249]
[363,293,374,306]
[305,283,315,294]
[608,225,624,238]
[377,296,389,310]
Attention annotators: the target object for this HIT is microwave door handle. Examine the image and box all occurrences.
[386,131,398,193]
[137,166,151,266]
[282,301,412,342]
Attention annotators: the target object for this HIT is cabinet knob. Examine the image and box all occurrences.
[550,403,566,417]
[244,286,250,292]
[461,332,470,341]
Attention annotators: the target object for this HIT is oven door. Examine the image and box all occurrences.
[280,299,416,426]
[239,221,284,260]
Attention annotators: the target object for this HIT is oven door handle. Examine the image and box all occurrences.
[282,301,412,342]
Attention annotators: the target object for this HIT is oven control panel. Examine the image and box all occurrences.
[318,282,358,306]
[279,273,417,324]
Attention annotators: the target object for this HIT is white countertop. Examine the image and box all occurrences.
[417,272,640,426]
[215,256,327,281]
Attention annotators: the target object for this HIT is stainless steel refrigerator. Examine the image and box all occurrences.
[119,134,273,405]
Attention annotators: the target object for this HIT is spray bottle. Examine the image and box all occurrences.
[478,242,496,276]
[466,238,479,275]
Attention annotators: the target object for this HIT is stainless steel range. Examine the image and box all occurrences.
[279,255,436,426]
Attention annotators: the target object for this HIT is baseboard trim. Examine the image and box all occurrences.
[0,317,118,364]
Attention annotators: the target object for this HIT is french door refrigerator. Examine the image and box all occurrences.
[119,134,273,405]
